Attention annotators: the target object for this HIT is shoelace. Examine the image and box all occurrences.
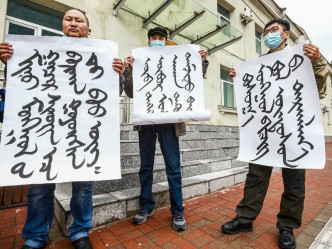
[174,213,184,221]
[281,231,293,238]
[138,210,149,216]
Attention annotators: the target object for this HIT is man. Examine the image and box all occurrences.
[0,9,125,249]
[221,19,328,249]
[123,26,209,231]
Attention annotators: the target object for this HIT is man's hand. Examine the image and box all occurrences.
[124,56,135,69]
[199,49,207,62]
[112,58,125,76]
[0,43,13,65]
[303,43,321,61]
[229,68,236,80]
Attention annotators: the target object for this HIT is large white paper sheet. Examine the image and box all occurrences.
[234,42,325,169]
[0,35,121,186]
[132,44,211,125]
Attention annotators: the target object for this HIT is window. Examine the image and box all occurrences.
[6,0,63,36]
[220,68,235,108]
[217,4,231,37]
[255,29,262,55]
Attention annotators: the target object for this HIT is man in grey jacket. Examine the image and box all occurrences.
[123,26,209,231]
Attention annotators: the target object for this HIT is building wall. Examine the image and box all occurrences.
[0,0,331,134]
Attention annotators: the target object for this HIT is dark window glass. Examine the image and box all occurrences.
[223,82,234,107]
[220,68,234,107]
[8,22,34,35]
[8,0,63,31]
[220,68,232,82]
[217,4,230,37]
[255,30,262,55]
[217,4,230,20]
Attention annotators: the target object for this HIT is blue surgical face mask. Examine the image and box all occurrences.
[150,40,165,47]
[264,32,283,50]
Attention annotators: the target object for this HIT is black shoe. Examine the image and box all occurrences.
[72,237,93,249]
[21,244,46,249]
[221,218,253,234]
[279,230,296,249]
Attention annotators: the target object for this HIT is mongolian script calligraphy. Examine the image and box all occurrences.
[234,42,325,169]
[11,49,43,90]
[59,100,86,169]
[183,52,196,93]
[133,45,207,121]
[173,92,182,112]
[153,56,166,92]
[138,57,154,92]
[59,51,85,95]
[146,91,154,113]
[86,52,104,80]
[0,35,121,186]
[41,50,59,91]
[86,88,108,117]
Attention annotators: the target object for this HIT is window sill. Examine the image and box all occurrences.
[218,105,238,114]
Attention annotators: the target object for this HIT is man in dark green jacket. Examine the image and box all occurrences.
[221,19,328,249]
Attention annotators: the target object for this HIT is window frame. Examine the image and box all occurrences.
[217,4,231,38]
[220,67,236,108]
[220,79,236,108]
[217,3,230,24]
[5,16,63,36]
[255,29,262,56]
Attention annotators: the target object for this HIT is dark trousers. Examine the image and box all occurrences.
[138,123,184,215]
[236,163,305,231]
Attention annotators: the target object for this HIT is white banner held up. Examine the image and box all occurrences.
[234,42,325,169]
[0,35,121,186]
[132,44,211,125]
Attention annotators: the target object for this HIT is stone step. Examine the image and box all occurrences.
[120,137,239,154]
[93,157,248,194]
[54,165,249,234]
[120,129,240,141]
[120,146,239,168]
[120,124,240,133]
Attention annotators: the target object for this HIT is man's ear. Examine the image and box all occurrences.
[284,30,290,39]
[88,28,91,36]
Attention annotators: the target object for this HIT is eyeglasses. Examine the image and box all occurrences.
[262,25,281,37]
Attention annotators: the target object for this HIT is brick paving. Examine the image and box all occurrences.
[1,143,332,249]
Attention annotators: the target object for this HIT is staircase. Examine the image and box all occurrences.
[54,124,249,234]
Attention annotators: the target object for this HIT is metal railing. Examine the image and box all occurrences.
[119,95,133,124]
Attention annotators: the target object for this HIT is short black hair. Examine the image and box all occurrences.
[264,18,290,31]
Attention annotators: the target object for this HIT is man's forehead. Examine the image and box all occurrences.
[265,23,281,30]
[151,33,164,37]
[64,10,85,19]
